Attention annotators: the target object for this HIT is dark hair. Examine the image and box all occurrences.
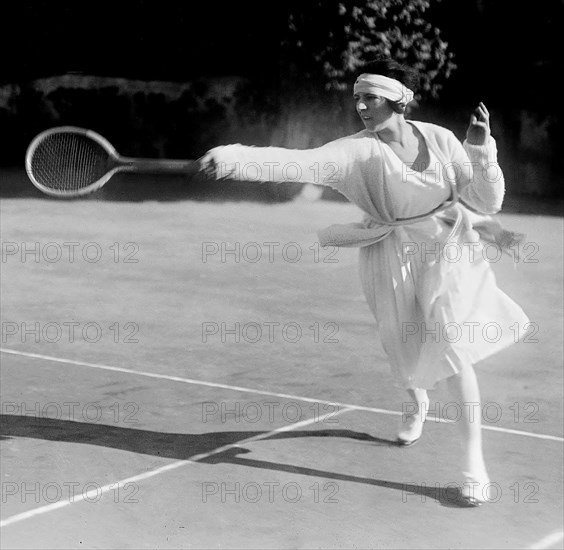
[357,58,419,91]
[356,57,419,113]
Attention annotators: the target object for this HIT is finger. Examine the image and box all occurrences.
[474,106,488,122]
[477,105,489,121]
[470,115,487,129]
[479,102,489,116]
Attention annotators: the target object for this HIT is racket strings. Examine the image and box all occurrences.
[29,133,111,191]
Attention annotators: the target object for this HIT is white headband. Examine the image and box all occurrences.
[353,74,414,105]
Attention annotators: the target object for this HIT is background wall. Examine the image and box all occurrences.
[1,0,562,203]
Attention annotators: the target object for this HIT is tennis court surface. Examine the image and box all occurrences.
[1,196,563,549]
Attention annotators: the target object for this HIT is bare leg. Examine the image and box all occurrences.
[397,387,429,445]
[446,364,490,504]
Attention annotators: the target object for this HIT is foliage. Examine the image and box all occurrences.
[282,0,456,98]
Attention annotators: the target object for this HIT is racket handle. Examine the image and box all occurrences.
[117,157,200,176]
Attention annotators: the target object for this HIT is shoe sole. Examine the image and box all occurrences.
[396,437,420,447]
[458,495,485,507]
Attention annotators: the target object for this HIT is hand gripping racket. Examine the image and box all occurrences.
[25,126,200,197]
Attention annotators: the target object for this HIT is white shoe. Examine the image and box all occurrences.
[397,395,429,446]
[460,469,491,507]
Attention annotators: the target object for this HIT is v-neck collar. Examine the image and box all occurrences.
[374,120,432,172]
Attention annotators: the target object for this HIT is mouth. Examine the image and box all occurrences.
[360,115,372,120]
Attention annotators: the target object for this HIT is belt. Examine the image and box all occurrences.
[317,183,523,251]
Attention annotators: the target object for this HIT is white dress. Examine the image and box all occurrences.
[359,140,528,389]
[206,121,530,389]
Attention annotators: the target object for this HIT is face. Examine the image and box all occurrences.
[353,92,395,132]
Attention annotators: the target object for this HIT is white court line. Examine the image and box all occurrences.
[1,347,563,443]
[528,531,564,550]
[0,406,352,527]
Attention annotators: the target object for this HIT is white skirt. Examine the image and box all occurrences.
[358,218,530,390]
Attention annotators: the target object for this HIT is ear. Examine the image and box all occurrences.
[392,102,407,114]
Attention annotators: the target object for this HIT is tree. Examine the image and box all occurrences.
[281,0,456,99]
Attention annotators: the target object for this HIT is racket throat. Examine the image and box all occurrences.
[117,157,198,176]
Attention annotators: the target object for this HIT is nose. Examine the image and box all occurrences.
[357,102,367,112]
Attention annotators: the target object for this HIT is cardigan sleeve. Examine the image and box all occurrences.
[447,132,506,214]
[199,134,370,198]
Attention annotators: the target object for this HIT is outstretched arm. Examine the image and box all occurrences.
[197,133,370,198]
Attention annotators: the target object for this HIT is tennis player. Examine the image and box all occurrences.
[199,58,529,506]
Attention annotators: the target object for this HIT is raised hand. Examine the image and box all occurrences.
[466,102,491,146]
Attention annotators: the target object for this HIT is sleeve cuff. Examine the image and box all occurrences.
[462,136,498,164]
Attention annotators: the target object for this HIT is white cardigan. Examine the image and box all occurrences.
[206,121,520,249]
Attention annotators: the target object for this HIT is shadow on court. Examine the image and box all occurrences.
[203,448,469,508]
[0,415,471,508]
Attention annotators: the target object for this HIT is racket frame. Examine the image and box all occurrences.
[25,126,198,198]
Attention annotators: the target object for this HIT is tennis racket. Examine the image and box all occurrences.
[25,126,200,197]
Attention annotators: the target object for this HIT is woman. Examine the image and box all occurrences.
[199,58,529,506]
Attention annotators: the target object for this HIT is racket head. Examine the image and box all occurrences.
[25,126,120,197]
